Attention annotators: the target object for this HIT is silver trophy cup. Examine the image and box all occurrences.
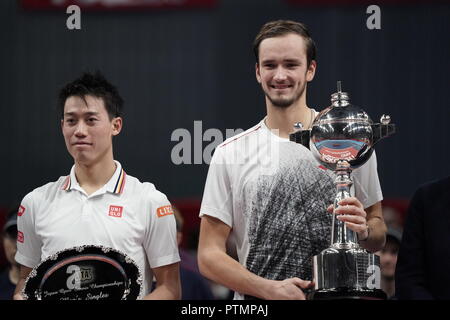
[290,81,395,300]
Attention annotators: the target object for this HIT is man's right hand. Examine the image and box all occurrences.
[263,277,314,300]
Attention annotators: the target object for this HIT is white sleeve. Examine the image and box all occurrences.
[15,192,43,268]
[199,145,234,227]
[144,191,180,269]
[351,150,384,209]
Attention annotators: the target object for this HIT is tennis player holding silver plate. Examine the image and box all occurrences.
[14,72,180,300]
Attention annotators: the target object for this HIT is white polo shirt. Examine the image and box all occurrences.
[15,161,180,298]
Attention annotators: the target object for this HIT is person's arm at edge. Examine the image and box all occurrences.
[144,262,181,300]
[197,215,312,300]
[13,265,33,300]
[395,187,434,299]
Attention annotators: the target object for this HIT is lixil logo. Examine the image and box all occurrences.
[157,205,174,218]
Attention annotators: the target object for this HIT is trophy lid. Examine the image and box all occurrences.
[331,81,350,107]
[314,81,372,125]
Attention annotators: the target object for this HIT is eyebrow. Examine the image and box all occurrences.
[261,58,301,64]
[64,111,100,117]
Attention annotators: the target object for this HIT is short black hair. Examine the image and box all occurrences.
[58,71,124,119]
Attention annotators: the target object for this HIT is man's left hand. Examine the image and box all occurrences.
[327,197,369,241]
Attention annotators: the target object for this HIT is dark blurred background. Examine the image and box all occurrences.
[0,0,449,254]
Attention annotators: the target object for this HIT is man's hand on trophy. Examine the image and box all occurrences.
[264,278,314,300]
[13,292,25,300]
[327,197,369,241]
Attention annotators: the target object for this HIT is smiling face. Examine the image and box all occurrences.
[61,95,122,166]
[256,33,316,108]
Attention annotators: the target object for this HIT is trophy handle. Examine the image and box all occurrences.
[371,115,396,145]
[289,129,311,149]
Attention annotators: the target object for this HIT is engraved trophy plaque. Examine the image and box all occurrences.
[290,81,395,300]
[22,245,143,300]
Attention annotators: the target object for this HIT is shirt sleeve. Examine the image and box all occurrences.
[15,192,43,268]
[144,190,180,269]
[199,145,234,227]
[351,150,383,209]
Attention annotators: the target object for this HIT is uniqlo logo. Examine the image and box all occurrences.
[17,231,24,243]
[18,205,25,216]
[108,205,123,218]
[156,205,174,218]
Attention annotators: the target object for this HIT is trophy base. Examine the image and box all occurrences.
[308,288,387,300]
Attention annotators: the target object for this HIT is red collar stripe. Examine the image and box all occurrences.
[220,125,262,148]
[62,176,71,191]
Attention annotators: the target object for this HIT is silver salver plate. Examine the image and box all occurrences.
[22,245,143,300]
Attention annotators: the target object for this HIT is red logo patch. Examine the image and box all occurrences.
[17,231,24,243]
[108,205,123,218]
[18,205,25,216]
[156,205,174,218]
